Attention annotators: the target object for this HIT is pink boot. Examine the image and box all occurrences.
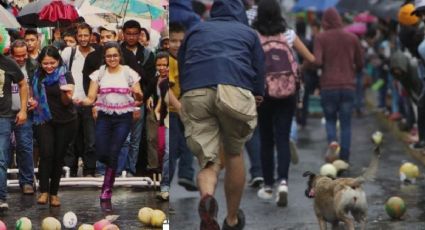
[100,168,116,201]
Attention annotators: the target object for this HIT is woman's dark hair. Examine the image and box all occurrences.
[103,41,125,65]
[37,45,63,73]
[252,0,287,36]
[155,51,169,65]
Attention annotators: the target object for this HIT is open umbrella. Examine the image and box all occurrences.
[336,0,379,13]
[89,0,166,20]
[370,0,403,20]
[0,5,21,28]
[292,0,340,12]
[17,0,79,28]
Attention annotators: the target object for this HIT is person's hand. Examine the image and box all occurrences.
[73,98,83,106]
[255,96,263,106]
[134,100,143,107]
[15,110,27,125]
[155,111,160,121]
[92,107,98,120]
[133,108,141,121]
[146,97,154,111]
[27,97,38,111]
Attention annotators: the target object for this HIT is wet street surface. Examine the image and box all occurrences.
[0,186,169,229]
[170,112,425,229]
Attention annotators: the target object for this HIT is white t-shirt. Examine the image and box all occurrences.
[61,46,94,100]
[11,65,28,111]
[90,65,140,115]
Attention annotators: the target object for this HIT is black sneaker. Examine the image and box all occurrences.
[178,178,198,191]
[222,209,245,230]
[199,195,220,230]
[247,177,264,188]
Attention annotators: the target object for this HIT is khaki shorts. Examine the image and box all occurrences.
[180,87,257,169]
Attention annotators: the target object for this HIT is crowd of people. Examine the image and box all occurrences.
[171,0,425,229]
[0,0,180,209]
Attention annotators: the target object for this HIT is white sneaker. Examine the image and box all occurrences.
[257,186,273,200]
[276,180,288,207]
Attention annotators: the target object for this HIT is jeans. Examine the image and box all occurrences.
[64,106,96,175]
[36,119,78,195]
[169,112,195,182]
[355,72,364,111]
[244,125,262,179]
[126,105,145,175]
[8,119,34,187]
[160,127,169,192]
[0,117,14,200]
[95,112,132,170]
[290,118,298,142]
[258,97,296,186]
[321,89,355,161]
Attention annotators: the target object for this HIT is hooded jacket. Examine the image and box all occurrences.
[390,50,423,103]
[178,0,265,96]
[170,0,201,29]
[314,8,364,90]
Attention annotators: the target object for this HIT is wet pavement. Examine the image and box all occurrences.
[170,112,425,229]
[0,186,169,229]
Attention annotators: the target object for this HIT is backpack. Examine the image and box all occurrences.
[67,47,77,71]
[259,33,299,98]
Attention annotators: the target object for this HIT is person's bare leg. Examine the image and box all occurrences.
[197,162,221,197]
[224,152,245,226]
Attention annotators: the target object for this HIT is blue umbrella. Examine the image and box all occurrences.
[292,0,340,12]
[89,0,165,20]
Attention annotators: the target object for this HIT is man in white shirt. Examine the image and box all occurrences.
[61,23,96,177]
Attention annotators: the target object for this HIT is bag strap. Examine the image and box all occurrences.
[68,47,77,71]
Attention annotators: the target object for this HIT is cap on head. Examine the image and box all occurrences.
[399,3,420,25]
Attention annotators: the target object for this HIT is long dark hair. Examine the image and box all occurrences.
[37,45,63,75]
[252,0,287,36]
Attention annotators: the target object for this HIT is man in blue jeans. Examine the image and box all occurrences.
[9,40,37,194]
[313,8,364,163]
[0,50,29,210]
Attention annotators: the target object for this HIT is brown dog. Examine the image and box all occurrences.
[303,141,382,230]
[303,172,367,230]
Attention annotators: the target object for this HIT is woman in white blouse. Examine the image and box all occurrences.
[76,42,143,203]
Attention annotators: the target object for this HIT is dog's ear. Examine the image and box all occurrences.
[303,171,315,177]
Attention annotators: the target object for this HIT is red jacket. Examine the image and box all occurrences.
[314,8,364,90]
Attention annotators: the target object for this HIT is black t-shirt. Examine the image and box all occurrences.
[45,71,77,123]
[0,55,24,118]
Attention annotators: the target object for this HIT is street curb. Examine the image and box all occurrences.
[365,92,425,165]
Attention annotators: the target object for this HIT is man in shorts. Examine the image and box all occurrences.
[177,0,265,229]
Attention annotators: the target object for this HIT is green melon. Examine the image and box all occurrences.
[385,196,406,219]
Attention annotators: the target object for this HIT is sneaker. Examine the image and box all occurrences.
[247,177,264,188]
[199,195,220,230]
[178,178,198,191]
[22,184,34,195]
[0,200,8,211]
[289,140,299,164]
[156,191,169,201]
[257,186,273,200]
[222,209,245,230]
[276,180,288,207]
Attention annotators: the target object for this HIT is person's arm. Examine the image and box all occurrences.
[16,79,28,125]
[154,97,162,121]
[132,82,143,103]
[293,35,315,63]
[169,90,181,111]
[80,80,98,106]
[313,36,323,67]
[251,35,265,97]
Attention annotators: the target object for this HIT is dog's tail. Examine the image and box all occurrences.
[358,142,382,182]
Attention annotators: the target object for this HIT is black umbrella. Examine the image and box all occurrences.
[336,0,380,13]
[17,0,79,28]
[370,0,403,20]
